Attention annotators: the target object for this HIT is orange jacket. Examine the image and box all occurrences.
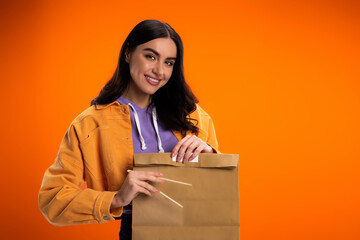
[38,101,219,226]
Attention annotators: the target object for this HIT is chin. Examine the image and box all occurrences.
[144,87,162,95]
[139,90,156,97]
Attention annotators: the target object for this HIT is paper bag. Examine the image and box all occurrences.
[132,153,239,240]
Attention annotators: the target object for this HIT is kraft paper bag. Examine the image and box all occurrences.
[132,153,239,240]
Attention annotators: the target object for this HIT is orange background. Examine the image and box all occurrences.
[1,0,359,239]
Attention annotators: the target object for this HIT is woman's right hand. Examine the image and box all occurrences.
[110,170,164,209]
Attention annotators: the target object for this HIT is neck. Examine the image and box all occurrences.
[122,86,151,109]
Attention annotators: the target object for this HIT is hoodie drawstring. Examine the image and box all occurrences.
[152,107,165,153]
[128,103,147,150]
[128,103,164,153]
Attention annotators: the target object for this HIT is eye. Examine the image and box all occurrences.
[165,61,175,67]
[145,54,155,60]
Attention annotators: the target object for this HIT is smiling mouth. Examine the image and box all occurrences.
[145,75,160,84]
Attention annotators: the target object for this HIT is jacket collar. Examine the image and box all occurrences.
[94,100,121,110]
[94,100,184,141]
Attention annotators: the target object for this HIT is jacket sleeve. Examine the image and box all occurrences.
[206,116,220,153]
[38,123,122,226]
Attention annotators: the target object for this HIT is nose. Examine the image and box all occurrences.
[152,61,164,77]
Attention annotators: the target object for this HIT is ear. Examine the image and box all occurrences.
[125,49,131,63]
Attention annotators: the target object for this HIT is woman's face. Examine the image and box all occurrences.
[125,37,177,100]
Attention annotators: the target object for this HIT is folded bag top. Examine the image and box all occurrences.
[133,152,238,168]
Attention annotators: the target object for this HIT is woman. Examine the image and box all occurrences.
[39,20,219,239]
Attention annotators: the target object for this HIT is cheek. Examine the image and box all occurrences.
[129,57,146,76]
[165,68,174,80]
[128,61,136,77]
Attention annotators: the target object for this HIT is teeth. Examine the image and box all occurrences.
[145,75,159,83]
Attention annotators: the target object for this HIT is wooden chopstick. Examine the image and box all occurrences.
[159,191,183,208]
[160,177,192,186]
[126,169,186,208]
[127,170,192,186]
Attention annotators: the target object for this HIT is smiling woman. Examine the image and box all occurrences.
[124,38,177,108]
[38,19,219,240]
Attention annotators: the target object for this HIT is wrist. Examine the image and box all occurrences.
[111,193,123,209]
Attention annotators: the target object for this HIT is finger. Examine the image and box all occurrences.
[136,180,160,195]
[179,135,199,162]
[183,138,202,162]
[172,135,191,158]
[135,186,153,197]
[126,180,155,197]
[188,143,206,161]
[172,135,191,159]
[116,172,161,206]
[201,144,213,153]
[176,135,197,162]
[129,171,164,183]
[143,175,164,184]
[115,182,150,206]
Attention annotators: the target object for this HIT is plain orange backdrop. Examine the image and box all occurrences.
[0,0,359,239]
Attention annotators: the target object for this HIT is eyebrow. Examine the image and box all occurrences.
[143,48,176,61]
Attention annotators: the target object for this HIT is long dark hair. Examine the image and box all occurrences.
[91,19,198,136]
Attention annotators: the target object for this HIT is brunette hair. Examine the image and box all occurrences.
[91,19,198,135]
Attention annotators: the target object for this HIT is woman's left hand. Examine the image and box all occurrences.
[171,135,214,163]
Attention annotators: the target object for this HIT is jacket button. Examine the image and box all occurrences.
[103,216,110,220]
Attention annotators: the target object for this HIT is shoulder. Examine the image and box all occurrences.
[68,101,128,141]
[186,104,217,142]
[71,101,125,123]
[189,104,215,134]
[190,104,212,121]
[195,104,210,116]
